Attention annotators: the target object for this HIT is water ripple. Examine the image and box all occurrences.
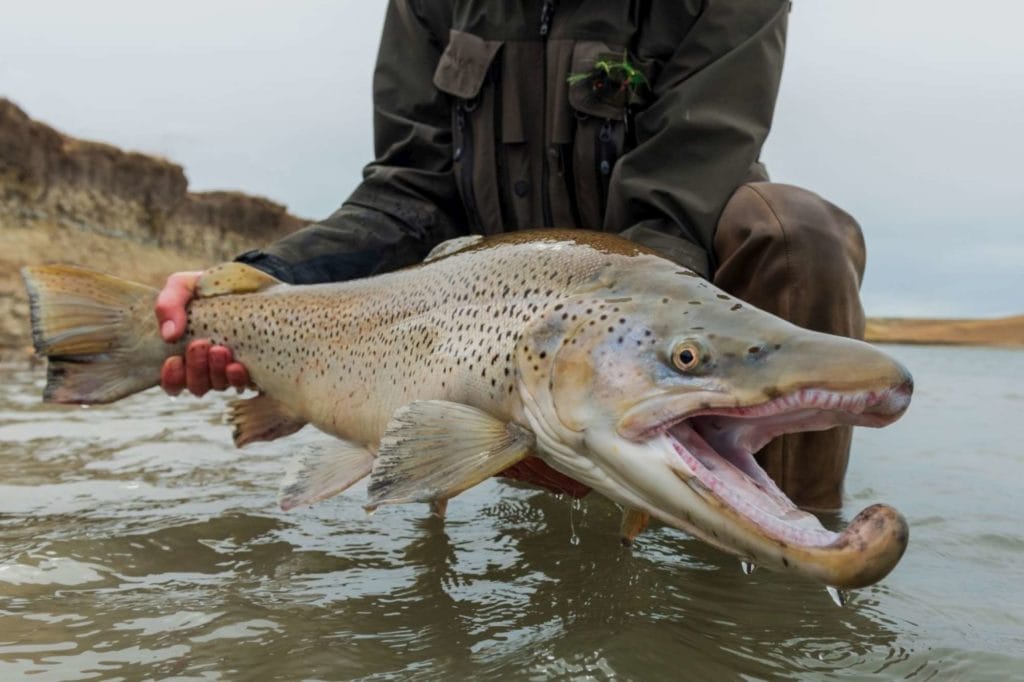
[1,350,1023,679]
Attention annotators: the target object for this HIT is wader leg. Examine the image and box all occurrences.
[712,182,867,510]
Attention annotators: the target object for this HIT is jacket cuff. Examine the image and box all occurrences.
[618,221,711,278]
[234,250,298,283]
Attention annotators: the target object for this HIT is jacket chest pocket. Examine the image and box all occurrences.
[433,30,505,234]
[565,40,630,231]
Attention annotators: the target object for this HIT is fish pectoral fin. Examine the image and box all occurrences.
[195,262,283,298]
[229,393,306,447]
[366,400,534,510]
[279,440,375,511]
[619,507,651,546]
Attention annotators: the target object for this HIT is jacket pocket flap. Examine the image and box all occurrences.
[433,30,503,100]
[568,41,631,120]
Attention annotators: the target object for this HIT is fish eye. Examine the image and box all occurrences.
[671,342,702,372]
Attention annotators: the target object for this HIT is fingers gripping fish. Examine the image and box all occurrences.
[21,231,913,590]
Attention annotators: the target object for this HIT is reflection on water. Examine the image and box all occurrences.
[1,346,1022,679]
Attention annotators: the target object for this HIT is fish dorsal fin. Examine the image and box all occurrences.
[423,235,484,263]
[619,507,651,546]
[279,439,375,511]
[195,262,282,298]
[366,400,534,510]
[229,393,306,447]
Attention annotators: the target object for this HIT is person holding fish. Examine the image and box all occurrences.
[155,1,868,512]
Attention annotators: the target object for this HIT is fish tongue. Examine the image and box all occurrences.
[672,423,796,519]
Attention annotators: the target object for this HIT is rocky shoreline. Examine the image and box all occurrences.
[0,98,307,360]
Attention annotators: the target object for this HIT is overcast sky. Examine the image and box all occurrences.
[1,1,1020,317]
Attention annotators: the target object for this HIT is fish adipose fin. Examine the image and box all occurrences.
[195,263,282,298]
[423,235,484,263]
[619,508,651,546]
[366,400,534,510]
[279,440,375,511]
[229,393,307,447]
[21,265,169,404]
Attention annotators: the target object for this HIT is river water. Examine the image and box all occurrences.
[0,345,1021,680]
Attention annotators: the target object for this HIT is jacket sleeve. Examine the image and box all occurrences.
[606,0,789,278]
[238,0,466,284]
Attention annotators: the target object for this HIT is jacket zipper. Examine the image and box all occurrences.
[492,57,513,228]
[596,119,616,224]
[456,100,482,233]
[539,0,555,227]
[559,143,582,228]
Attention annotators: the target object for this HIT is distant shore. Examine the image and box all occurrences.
[865,316,1024,348]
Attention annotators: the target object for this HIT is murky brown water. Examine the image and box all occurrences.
[1,345,1022,680]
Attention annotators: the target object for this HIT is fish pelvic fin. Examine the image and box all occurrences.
[619,507,652,546]
[366,400,534,510]
[195,262,282,298]
[21,265,169,404]
[279,440,375,511]
[229,393,307,447]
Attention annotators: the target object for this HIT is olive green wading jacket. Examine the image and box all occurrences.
[238,0,789,283]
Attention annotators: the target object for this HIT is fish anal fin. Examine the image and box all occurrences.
[430,499,449,519]
[195,262,282,298]
[620,507,651,546]
[279,440,375,511]
[366,400,534,510]
[229,393,306,447]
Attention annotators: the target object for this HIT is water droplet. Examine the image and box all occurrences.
[740,560,756,575]
[571,498,581,511]
[79,404,90,410]
[568,495,579,545]
[826,585,846,607]
[168,395,178,403]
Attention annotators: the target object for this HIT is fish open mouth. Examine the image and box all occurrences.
[665,384,912,547]
[661,383,911,543]
[621,381,913,587]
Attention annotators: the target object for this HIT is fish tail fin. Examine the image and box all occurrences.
[21,265,172,404]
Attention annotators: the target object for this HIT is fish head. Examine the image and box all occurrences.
[516,259,913,589]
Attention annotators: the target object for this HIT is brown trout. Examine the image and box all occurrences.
[21,231,913,591]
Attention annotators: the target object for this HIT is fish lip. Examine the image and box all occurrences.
[620,381,914,443]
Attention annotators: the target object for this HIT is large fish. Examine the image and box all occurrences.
[22,230,912,591]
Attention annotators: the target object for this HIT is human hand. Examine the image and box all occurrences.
[155,271,250,396]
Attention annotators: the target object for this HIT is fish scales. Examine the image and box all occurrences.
[182,238,614,445]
